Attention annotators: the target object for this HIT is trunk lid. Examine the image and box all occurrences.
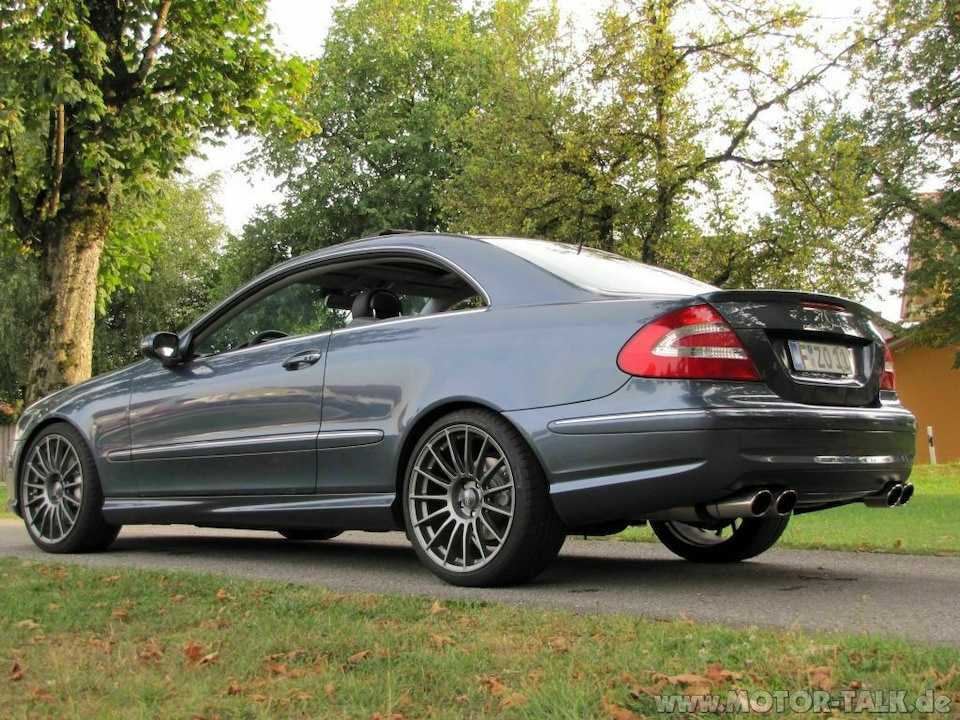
[701,290,887,408]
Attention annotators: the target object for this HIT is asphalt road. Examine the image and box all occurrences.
[1,520,958,646]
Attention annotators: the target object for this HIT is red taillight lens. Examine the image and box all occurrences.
[880,344,896,391]
[617,304,761,381]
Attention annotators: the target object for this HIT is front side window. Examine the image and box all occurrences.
[194,280,346,358]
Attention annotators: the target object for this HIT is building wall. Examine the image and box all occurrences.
[891,345,960,464]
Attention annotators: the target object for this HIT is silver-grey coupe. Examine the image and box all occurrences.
[6,232,916,586]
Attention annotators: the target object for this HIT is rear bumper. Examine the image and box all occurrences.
[506,401,916,529]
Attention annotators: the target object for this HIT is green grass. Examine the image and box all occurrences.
[618,463,960,556]
[1,559,958,719]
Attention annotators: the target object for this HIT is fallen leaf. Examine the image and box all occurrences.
[248,693,270,703]
[601,695,639,720]
[269,663,289,676]
[225,682,244,696]
[429,600,448,615]
[807,665,836,692]
[9,660,25,682]
[930,662,958,690]
[325,681,338,697]
[347,650,373,665]
[184,641,207,663]
[630,677,669,698]
[199,652,220,666]
[289,688,313,701]
[571,670,587,682]
[111,608,131,619]
[170,594,185,603]
[137,639,164,662]
[102,575,122,583]
[30,685,55,703]
[478,675,508,696]
[15,619,40,630]
[429,634,455,649]
[667,673,713,687]
[499,692,527,709]
[548,635,571,653]
[215,588,234,603]
[893,539,903,549]
[704,662,743,683]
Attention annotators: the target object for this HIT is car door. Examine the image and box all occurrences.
[128,277,338,496]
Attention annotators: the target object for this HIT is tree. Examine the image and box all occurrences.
[0,1,285,402]
[447,0,888,293]
[244,0,488,277]
[860,0,959,359]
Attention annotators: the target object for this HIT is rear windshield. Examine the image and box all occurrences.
[483,237,716,295]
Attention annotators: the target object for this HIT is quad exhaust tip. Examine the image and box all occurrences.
[863,482,913,508]
[645,487,797,523]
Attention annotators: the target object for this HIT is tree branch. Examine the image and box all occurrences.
[136,0,173,84]
[47,104,65,219]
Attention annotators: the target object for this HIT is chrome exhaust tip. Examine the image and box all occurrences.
[863,483,903,508]
[773,489,798,516]
[898,482,914,506]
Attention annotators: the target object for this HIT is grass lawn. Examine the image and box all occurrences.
[618,463,960,556]
[1,559,958,719]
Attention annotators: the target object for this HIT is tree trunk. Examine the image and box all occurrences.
[24,191,110,404]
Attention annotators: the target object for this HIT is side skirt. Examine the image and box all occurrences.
[102,493,399,532]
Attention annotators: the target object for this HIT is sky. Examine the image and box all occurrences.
[190,0,902,319]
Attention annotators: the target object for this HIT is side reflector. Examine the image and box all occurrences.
[618,304,761,381]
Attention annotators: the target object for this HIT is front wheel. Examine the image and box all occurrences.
[19,423,121,553]
[403,409,565,587]
[650,515,789,563]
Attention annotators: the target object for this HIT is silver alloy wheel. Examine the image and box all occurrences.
[407,423,516,573]
[666,519,741,546]
[22,433,84,545]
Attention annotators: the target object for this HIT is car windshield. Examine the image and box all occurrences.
[484,237,716,296]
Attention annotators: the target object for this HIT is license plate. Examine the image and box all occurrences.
[787,340,855,377]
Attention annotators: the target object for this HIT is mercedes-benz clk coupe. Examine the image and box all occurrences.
[7,232,916,586]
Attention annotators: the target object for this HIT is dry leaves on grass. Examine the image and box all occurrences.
[926,662,958,690]
[477,674,527,709]
[8,659,25,682]
[429,634,455,649]
[600,694,641,720]
[183,640,220,666]
[137,639,164,663]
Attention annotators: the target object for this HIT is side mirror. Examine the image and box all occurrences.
[140,332,183,367]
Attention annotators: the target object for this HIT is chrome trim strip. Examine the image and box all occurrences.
[551,410,708,428]
[127,432,318,460]
[549,405,915,434]
[317,429,384,449]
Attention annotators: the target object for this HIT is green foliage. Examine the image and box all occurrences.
[242,0,489,281]
[92,177,227,374]
[0,1,290,400]
[0,248,36,406]
[861,0,960,358]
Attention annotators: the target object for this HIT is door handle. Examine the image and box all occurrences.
[282,351,323,371]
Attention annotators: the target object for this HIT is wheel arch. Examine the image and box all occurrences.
[10,415,87,514]
[390,400,529,527]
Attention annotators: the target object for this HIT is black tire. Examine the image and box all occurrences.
[278,529,343,541]
[19,423,121,553]
[403,408,565,587]
[650,515,790,563]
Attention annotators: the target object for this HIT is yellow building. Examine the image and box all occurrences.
[888,340,960,464]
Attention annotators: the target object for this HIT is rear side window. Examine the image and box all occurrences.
[484,237,715,296]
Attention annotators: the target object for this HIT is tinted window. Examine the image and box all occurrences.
[484,237,715,295]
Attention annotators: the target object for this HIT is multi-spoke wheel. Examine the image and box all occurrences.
[403,409,565,587]
[650,515,790,563]
[19,424,120,553]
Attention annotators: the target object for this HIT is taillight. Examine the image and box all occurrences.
[617,304,761,381]
[880,344,896,390]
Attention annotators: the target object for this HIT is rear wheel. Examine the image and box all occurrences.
[650,515,789,563]
[403,409,565,587]
[19,424,120,553]
[278,529,342,541]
